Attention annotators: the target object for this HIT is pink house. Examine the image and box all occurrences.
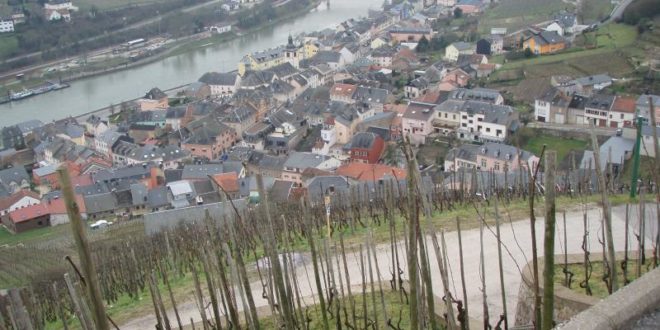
[456,0,484,15]
[401,102,436,145]
[442,68,470,87]
[445,142,540,173]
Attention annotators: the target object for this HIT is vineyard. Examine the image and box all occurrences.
[0,142,658,330]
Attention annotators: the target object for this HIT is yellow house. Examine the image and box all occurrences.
[303,41,319,59]
[238,36,307,76]
[523,31,566,55]
[370,37,388,49]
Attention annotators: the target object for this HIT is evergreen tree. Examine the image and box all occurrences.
[454,7,463,18]
[416,35,430,52]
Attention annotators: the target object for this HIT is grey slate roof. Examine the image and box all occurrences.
[147,186,170,208]
[283,152,329,170]
[0,166,29,186]
[33,164,58,177]
[181,162,243,180]
[554,12,577,28]
[353,86,390,104]
[580,136,635,169]
[585,94,615,111]
[269,180,294,202]
[131,183,148,206]
[96,130,124,146]
[573,74,612,87]
[450,88,501,103]
[92,165,151,183]
[199,72,238,86]
[435,99,465,113]
[348,132,379,149]
[15,120,44,135]
[166,106,188,119]
[635,94,660,108]
[306,176,350,201]
[144,200,246,235]
[84,192,118,214]
[248,152,287,172]
[403,102,435,121]
[267,62,298,79]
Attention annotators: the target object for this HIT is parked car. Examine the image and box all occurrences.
[90,220,113,230]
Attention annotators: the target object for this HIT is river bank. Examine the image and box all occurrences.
[0,0,323,104]
[0,0,382,126]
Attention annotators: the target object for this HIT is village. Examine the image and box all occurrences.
[0,0,657,234]
[0,0,658,329]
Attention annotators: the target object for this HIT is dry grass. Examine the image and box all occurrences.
[554,259,654,299]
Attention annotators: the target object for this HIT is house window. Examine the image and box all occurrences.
[478,118,483,122]
[481,159,486,168]
[494,162,500,171]
[620,114,624,119]
[462,115,467,119]
[444,113,448,118]
[486,127,491,132]
[496,129,502,136]
[453,115,457,120]
[462,123,467,127]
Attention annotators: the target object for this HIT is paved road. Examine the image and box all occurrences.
[119,203,658,329]
[607,0,635,23]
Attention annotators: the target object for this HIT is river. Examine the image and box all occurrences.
[1,0,382,126]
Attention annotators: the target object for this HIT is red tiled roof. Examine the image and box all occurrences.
[0,190,40,211]
[336,163,407,182]
[414,91,446,105]
[330,83,357,98]
[45,194,86,215]
[212,172,239,193]
[7,194,87,223]
[612,96,636,113]
[71,173,93,188]
[384,104,408,115]
[8,203,48,223]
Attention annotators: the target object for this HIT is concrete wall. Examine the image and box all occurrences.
[514,254,603,326]
[559,264,660,329]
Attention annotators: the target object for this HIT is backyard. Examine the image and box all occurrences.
[518,131,590,163]
[500,23,638,71]
[478,0,572,34]
[579,0,615,24]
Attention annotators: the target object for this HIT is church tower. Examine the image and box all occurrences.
[284,35,301,68]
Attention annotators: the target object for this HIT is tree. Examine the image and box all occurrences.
[524,47,534,58]
[454,7,463,19]
[416,35,430,53]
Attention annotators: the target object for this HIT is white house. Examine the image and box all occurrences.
[457,101,518,142]
[209,25,232,34]
[545,21,565,36]
[445,42,475,62]
[313,117,338,156]
[199,72,241,97]
[44,1,78,11]
[0,19,14,33]
[0,191,40,217]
